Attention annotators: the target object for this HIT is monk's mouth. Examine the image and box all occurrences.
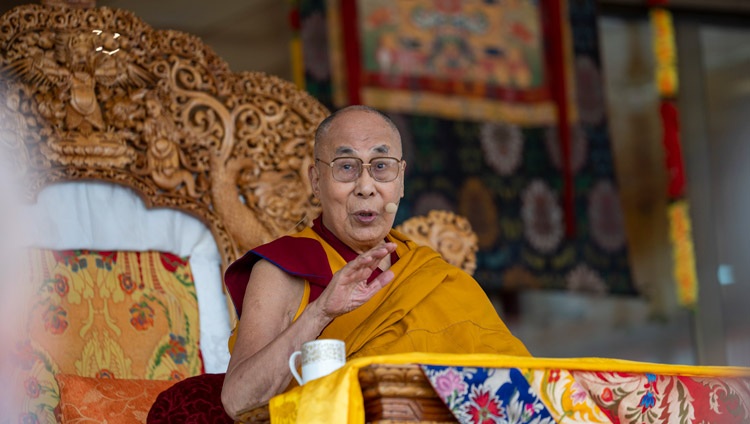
[354,211,378,221]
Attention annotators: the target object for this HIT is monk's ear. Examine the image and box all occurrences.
[399,161,406,198]
[309,163,320,197]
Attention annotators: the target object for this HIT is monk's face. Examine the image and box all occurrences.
[309,109,405,253]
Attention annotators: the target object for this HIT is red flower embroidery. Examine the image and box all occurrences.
[466,388,504,424]
[53,274,69,297]
[129,301,155,330]
[159,252,188,273]
[43,305,68,335]
[118,273,136,294]
[601,387,614,403]
[548,369,560,383]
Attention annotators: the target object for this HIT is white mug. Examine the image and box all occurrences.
[288,339,346,385]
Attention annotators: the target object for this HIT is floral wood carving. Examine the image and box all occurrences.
[396,210,479,275]
[0,4,327,271]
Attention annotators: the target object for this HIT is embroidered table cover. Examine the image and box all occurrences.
[268,353,750,424]
[421,364,750,424]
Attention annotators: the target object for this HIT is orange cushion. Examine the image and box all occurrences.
[14,249,203,423]
[56,374,177,423]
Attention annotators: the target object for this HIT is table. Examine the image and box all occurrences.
[236,352,750,424]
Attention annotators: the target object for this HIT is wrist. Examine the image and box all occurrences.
[305,299,334,330]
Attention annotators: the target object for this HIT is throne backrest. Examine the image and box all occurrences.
[0,4,328,277]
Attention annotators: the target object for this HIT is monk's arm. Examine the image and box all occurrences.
[221,243,396,418]
[221,260,310,418]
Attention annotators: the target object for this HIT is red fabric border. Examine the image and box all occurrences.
[341,0,361,105]
[660,100,686,199]
[544,0,575,237]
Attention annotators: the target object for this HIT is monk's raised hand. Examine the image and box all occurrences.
[314,242,397,320]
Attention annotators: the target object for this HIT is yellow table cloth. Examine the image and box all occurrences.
[270,352,750,424]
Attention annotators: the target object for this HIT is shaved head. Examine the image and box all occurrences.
[314,105,400,158]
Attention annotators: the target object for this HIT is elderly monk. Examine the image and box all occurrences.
[219,105,529,419]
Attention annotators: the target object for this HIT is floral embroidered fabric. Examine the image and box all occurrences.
[421,364,750,424]
[13,249,203,424]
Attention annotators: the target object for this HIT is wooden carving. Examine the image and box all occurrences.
[359,364,456,423]
[0,4,327,272]
[396,210,479,275]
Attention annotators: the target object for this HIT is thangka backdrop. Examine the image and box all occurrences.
[328,0,558,125]
[296,0,635,296]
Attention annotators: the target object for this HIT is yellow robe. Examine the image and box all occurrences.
[291,226,530,359]
[228,222,530,422]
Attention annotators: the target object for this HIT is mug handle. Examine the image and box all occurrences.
[288,351,304,385]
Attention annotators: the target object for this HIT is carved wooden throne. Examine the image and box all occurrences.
[0,4,327,267]
[0,2,478,422]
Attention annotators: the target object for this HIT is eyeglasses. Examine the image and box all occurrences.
[316,157,403,183]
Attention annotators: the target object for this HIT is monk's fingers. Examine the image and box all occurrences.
[336,255,381,281]
[355,269,394,298]
[367,269,394,292]
[347,271,393,307]
[350,243,396,271]
[355,243,396,265]
[330,242,397,292]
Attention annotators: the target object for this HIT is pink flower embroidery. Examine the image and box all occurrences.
[433,368,468,399]
[570,381,589,405]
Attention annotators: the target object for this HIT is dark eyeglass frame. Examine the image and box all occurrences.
[315,156,403,183]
